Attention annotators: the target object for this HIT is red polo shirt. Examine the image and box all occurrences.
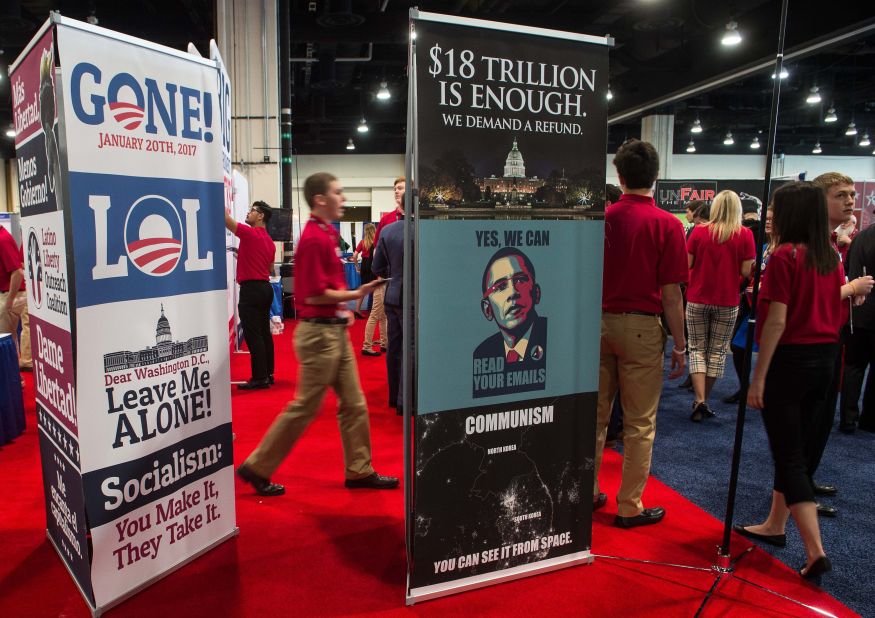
[0,228,24,292]
[355,240,372,259]
[756,244,844,345]
[602,194,689,314]
[234,223,275,283]
[374,208,402,245]
[295,215,347,318]
[686,225,756,307]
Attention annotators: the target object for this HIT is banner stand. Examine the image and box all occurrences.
[48,527,239,617]
[13,13,238,613]
[405,9,609,603]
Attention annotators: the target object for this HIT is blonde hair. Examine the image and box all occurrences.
[812,172,854,192]
[362,223,376,249]
[707,190,742,244]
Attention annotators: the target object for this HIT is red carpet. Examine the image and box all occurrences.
[0,319,858,617]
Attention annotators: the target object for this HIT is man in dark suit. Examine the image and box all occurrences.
[372,209,410,414]
[473,247,547,398]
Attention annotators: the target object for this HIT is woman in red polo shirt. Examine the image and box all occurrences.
[685,190,756,421]
[735,182,873,580]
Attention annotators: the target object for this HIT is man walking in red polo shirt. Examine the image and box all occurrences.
[594,139,689,528]
[237,172,398,496]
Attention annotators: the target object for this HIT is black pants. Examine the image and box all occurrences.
[239,280,274,381]
[386,303,403,409]
[840,327,875,429]
[804,329,845,477]
[761,343,837,505]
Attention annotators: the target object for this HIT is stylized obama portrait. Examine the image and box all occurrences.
[473,247,547,398]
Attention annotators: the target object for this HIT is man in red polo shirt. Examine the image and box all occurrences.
[226,200,277,390]
[375,176,406,243]
[594,139,689,528]
[237,172,398,496]
[0,227,30,370]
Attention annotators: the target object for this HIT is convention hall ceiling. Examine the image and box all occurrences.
[1,0,874,159]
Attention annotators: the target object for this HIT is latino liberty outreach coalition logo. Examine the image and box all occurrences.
[124,196,184,276]
[26,229,43,308]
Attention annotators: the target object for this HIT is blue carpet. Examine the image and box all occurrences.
[613,346,875,616]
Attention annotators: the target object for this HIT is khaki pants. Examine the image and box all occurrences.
[593,313,666,517]
[363,284,387,349]
[0,291,31,368]
[244,320,374,480]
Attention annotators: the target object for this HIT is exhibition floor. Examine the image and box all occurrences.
[0,319,858,617]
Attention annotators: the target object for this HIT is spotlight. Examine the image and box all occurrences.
[346,138,355,151]
[812,142,822,154]
[824,107,838,123]
[606,87,613,101]
[723,131,734,146]
[376,82,391,101]
[750,137,760,150]
[721,20,742,46]
[845,122,857,136]
[805,87,821,104]
[5,127,15,138]
[686,140,696,153]
[357,118,369,133]
[691,118,703,134]
[860,133,871,147]
[771,68,789,79]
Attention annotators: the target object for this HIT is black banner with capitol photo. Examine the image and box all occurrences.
[414,17,609,219]
[406,10,610,603]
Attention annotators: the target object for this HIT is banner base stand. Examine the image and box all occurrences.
[407,550,592,605]
[49,527,240,617]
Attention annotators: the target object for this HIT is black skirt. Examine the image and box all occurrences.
[360,256,375,284]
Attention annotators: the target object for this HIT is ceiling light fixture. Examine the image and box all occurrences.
[771,68,789,79]
[686,140,696,153]
[346,138,355,151]
[824,107,838,123]
[806,86,821,105]
[721,20,742,46]
[357,118,369,133]
[750,136,760,150]
[376,82,391,101]
[606,87,613,101]
[845,121,857,136]
[723,131,734,146]
[812,142,822,154]
[860,133,871,147]
[691,118,703,134]
[5,127,15,138]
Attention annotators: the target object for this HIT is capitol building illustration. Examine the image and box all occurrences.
[477,138,546,206]
[103,305,208,373]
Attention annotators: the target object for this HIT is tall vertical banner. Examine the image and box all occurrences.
[12,15,236,614]
[407,12,609,602]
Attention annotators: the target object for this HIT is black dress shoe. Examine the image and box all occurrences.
[238,378,270,390]
[722,391,740,404]
[733,524,786,547]
[813,483,837,496]
[615,507,665,528]
[593,493,607,511]
[816,503,838,517]
[799,555,831,580]
[344,472,399,489]
[380,345,387,352]
[237,464,285,496]
[690,401,714,422]
[361,349,380,357]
